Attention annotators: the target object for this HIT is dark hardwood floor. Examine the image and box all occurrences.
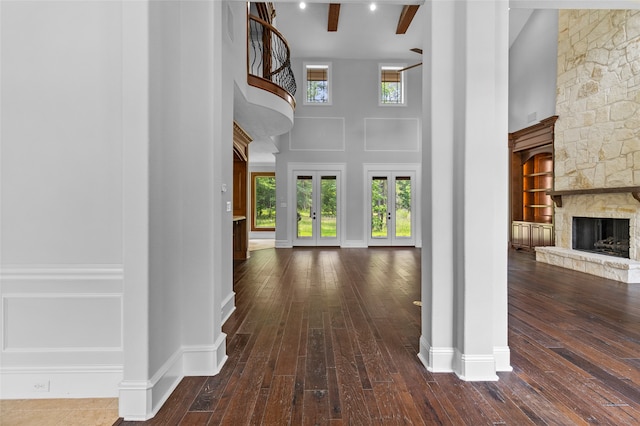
[116,247,640,425]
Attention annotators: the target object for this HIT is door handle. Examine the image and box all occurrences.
[312,212,317,220]
[387,212,392,220]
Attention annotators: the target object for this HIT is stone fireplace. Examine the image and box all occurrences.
[534,10,640,284]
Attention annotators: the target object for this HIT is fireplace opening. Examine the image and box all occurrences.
[572,217,630,258]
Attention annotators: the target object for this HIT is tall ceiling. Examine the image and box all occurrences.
[274,2,532,60]
[275,2,425,60]
[248,2,533,163]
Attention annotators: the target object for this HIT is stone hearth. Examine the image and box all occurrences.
[535,192,640,283]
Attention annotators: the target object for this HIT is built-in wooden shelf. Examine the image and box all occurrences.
[509,116,558,250]
[547,186,640,207]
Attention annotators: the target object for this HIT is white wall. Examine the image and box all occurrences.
[120,1,231,419]
[275,58,422,247]
[0,1,124,398]
[0,1,233,417]
[509,9,559,132]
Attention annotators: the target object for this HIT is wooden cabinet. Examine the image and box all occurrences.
[509,116,557,251]
[512,221,553,250]
[233,122,251,260]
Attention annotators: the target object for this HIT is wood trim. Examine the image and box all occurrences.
[328,4,341,32]
[396,5,419,34]
[248,74,296,110]
[509,115,558,152]
[547,186,640,208]
[233,121,252,162]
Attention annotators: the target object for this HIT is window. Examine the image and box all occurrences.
[304,63,331,105]
[251,172,276,231]
[380,65,405,105]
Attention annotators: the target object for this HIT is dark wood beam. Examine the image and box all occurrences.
[396,5,419,34]
[328,3,341,32]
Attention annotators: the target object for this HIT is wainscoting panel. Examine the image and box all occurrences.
[364,117,420,151]
[0,265,124,398]
[289,117,345,151]
[3,294,121,350]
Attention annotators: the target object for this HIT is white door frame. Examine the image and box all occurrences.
[364,164,421,247]
[288,163,346,247]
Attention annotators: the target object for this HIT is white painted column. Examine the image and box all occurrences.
[120,0,152,419]
[420,0,511,380]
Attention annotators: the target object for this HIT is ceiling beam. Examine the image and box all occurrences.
[396,5,419,35]
[328,3,341,32]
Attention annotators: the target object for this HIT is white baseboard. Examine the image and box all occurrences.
[493,346,512,372]
[453,350,499,381]
[341,240,367,248]
[221,292,236,324]
[275,240,292,248]
[418,336,454,373]
[118,335,227,421]
[0,365,122,399]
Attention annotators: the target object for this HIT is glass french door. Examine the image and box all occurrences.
[293,171,340,246]
[367,171,416,246]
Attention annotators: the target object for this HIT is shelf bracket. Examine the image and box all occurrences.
[550,194,563,208]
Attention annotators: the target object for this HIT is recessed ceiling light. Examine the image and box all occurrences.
[299,2,306,9]
[370,3,377,11]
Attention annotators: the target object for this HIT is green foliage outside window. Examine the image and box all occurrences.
[307,81,328,103]
[255,176,276,228]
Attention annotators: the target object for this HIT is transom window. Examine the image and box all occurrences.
[304,63,331,105]
[380,65,405,106]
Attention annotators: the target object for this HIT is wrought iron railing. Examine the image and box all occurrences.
[248,15,296,106]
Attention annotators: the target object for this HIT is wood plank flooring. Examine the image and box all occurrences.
[115,247,640,425]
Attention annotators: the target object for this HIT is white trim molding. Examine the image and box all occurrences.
[221,292,236,324]
[453,351,499,382]
[118,336,227,421]
[418,336,454,373]
[494,346,513,372]
[0,365,123,399]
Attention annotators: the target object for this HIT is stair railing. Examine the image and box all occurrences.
[248,15,296,109]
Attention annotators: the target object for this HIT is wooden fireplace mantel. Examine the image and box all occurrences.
[547,186,640,207]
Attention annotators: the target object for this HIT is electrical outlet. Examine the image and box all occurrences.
[32,380,50,392]
[226,201,232,212]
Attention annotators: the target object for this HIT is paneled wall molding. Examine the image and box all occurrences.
[364,117,420,152]
[288,117,345,151]
[0,264,124,281]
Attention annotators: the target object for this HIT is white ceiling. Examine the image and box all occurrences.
[275,3,425,60]
[275,3,532,61]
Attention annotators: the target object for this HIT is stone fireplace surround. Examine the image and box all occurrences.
[536,191,640,283]
[535,10,640,285]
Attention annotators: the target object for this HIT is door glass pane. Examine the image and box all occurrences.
[395,176,411,238]
[320,176,337,237]
[297,176,313,238]
[371,177,388,238]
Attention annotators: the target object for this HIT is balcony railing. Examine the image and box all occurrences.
[248,15,296,109]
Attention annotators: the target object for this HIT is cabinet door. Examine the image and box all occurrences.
[531,224,554,247]
[512,222,530,248]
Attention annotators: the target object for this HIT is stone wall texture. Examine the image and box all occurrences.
[555,9,640,190]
